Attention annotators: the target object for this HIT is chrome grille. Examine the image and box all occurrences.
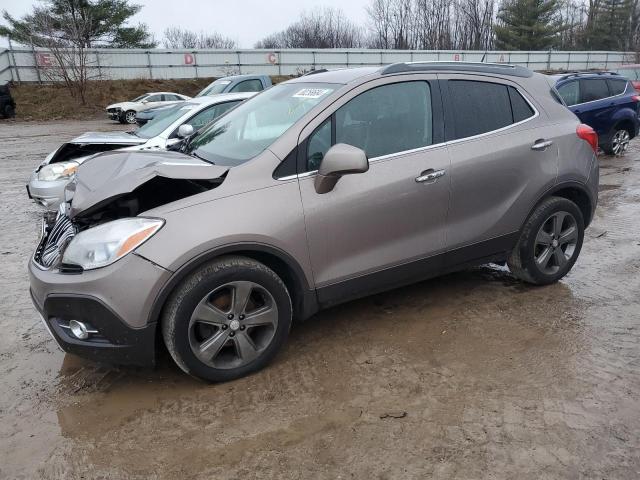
[34,212,76,269]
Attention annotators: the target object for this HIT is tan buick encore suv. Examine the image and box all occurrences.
[29,63,600,382]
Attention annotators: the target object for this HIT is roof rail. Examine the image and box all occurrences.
[381,61,533,78]
[302,68,329,76]
[558,71,620,80]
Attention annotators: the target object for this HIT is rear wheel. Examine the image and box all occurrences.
[162,256,292,382]
[508,197,584,285]
[602,127,631,156]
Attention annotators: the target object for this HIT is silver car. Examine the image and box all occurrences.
[29,63,599,382]
[27,92,254,209]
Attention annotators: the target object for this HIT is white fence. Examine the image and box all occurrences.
[0,48,636,83]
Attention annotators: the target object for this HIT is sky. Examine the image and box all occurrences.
[0,0,370,48]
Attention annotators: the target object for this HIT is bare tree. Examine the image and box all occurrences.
[162,27,237,49]
[12,3,99,103]
[254,7,363,48]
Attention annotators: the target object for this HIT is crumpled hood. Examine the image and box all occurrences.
[106,101,136,110]
[68,150,228,216]
[71,131,147,145]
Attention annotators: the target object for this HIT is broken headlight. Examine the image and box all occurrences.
[62,218,164,270]
[37,161,79,181]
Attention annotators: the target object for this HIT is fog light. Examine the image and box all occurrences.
[69,320,90,340]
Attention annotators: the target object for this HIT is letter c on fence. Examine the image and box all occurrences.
[267,52,278,64]
[184,53,194,65]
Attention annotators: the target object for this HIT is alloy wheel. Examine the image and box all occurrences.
[611,129,630,156]
[188,281,278,369]
[125,111,137,124]
[534,211,578,275]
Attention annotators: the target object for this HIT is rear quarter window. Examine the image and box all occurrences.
[557,81,580,106]
[508,86,535,122]
[607,78,628,95]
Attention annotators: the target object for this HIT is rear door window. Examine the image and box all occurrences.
[448,80,514,138]
[557,81,580,106]
[579,79,610,103]
[607,79,628,96]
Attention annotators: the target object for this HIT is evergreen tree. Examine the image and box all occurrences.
[582,0,634,50]
[494,0,563,50]
[0,0,156,48]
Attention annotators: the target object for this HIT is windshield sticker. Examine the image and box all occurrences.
[292,88,332,99]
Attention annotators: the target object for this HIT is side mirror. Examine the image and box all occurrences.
[141,99,148,104]
[314,143,368,194]
[177,124,194,138]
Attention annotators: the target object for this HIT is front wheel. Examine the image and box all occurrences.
[508,197,584,285]
[602,128,631,156]
[122,110,137,124]
[161,256,292,382]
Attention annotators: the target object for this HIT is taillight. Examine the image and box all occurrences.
[576,123,598,153]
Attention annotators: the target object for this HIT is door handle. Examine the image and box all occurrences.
[415,169,446,183]
[531,139,553,151]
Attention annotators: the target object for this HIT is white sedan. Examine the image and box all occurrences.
[29,92,255,209]
[106,91,191,124]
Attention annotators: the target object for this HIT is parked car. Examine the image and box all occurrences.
[553,72,640,155]
[135,76,272,126]
[106,92,191,124]
[28,92,253,209]
[30,63,599,382]
[195,74,272,97]
[0,83,16,118]
[611,64,640,90]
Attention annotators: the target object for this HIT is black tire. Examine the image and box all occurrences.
[123,110,137,124]
[161,255,292,382]
[3,104,15,118]
[508,196,584,285]
[602,125,632,156]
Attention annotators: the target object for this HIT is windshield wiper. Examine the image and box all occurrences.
[190,150,214,164]
[127,131,139,137]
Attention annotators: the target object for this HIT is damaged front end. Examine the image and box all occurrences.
[33,150,228,272]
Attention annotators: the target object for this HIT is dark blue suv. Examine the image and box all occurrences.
[554,72,640,155]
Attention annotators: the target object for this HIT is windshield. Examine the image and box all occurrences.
[187,83,337,166]
[196,80,232,97]
[135,103,195,139]
[131,94,147,102]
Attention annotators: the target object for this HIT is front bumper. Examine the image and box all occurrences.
[26,172,69,210]
[107,109,121,120]
[29,252,172,366]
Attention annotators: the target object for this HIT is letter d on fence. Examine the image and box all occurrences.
[184,53,194,65]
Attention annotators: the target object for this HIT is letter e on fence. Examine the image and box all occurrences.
[36,53,51,67]
[184,53,194,65]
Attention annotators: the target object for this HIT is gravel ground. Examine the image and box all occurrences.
[0,119,639,479]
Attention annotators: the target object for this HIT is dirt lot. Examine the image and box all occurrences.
[0,119,639,479]
[8,76,291,121]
